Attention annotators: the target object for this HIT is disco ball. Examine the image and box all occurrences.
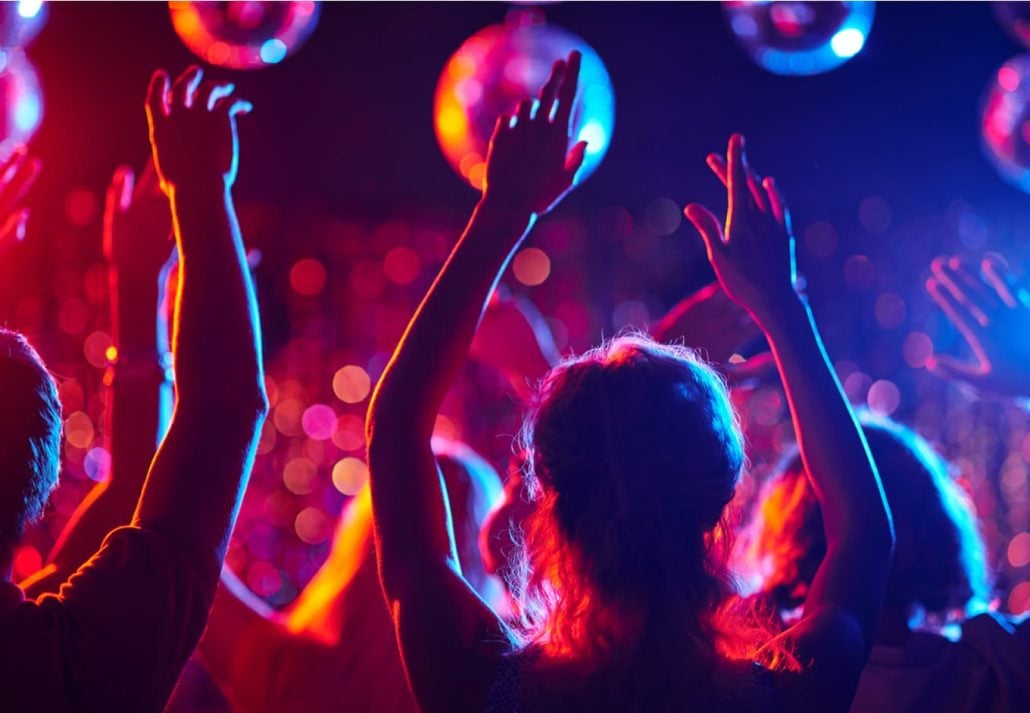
[0,50,43,153]
[0,1,48,49]
[981,55,1030,192]
[723,1,875,76]
[434,12,615,190]
[169,1,321,70]
[994,2,1030,49]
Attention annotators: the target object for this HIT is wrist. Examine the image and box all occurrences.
[751,293,811,337]
[477,193,536,226]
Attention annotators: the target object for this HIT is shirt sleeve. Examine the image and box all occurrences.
[33,525,217,712]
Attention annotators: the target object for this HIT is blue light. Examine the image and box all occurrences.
[259,38,288,65]
[17,0,42,20]
[14,91,41,133]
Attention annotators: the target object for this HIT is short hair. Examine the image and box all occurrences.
[0,329,62,548]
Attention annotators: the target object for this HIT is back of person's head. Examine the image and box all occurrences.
[516,334,750,666]
[0,329,61,551]
[743,413,990,627]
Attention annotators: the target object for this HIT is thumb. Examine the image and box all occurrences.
[564,140,588,179]
[146,70,170,127]
[684,203,725,260]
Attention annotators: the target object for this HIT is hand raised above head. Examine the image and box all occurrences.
[482,50,588,218]
[684,134,801,328]
[0,145,40,251]
[926,253,1030,398]
[146,66,253,193]
[103,160,175,278]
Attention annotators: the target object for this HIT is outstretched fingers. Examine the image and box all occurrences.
[537,59,566,122]
[554,50,581,133]
[195,80,236,112]
[171,65,203,109]
[763,176,789,228]
[213,95,254,118]
[146,69,171,125]
[925,353,983,384]
[726,134,751,219]
[685,203,727,261]
[564,140,588,180]
[931,257,995,326]
[927,275,985,347]
[706,152,768,213]
[981,253,1020,309]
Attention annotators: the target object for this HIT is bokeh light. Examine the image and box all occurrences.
[723,1,875,76]
[512,246,551,286]
[434,10,615,190]
[332,365,371,404]
[0,49,43,155]
[994,2,1030,49]
[0,1,47,49]
[981,54,1030,193]
[169,1,321,70]
[331,457,368,495]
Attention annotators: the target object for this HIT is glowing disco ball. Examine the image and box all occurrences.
[980,55,1030,192]
[434,13,615,190]
[169,1,320,70]
[0,50,42,153]
[723,1,875,76]
[0,1,47,48]
[994,2,1030,49]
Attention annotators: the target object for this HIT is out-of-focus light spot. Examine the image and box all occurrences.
[247,560,282,597]
[332,457,368,495]
[1008,532,1030,567]
[257,419,276,455]
[843,370,872,403]
[17,1,43,20]
[874,292,906,329]
[301,403,337,441]
[290,258,327,297]
[84,447,112,482]
[513,247,551,286]
[170,1,320,71]
[1009,581,1030,615]
[384,246,421,285]
[58,379,84,415]
[13,545,40,581]
[999,65,1021,93]
[57,298,89,336]
[333,365,371,404]
[295,506,331,544]
[434,15,615,189]
[83,330,115,368]
[803,221,838,257]
[0,51,43,150]
[858,196,891,233]
[332,414,365,451]
[843,254,876,291]
[830,27,865,58]
[349,260,386,300]
[283,457,317,495]
[273,397,304,436]
[867,379,901,417]
[64,411,94,449]
[724,1,875,76]
[611,300,650,331]
[83,264,108,304]
[981,55,1030,192]
[902,332,933,368]
[643,197,681,236]
[259,38,288,64]
[104,345,118,362]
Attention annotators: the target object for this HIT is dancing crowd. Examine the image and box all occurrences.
[0,52,1027,712]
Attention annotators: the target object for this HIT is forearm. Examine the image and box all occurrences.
[761,300,891,548]
[367,198,533,571]
[368,198,533,440]
[132,183,266,564]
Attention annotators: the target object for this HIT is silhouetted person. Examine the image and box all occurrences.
[366,49,894,713]
[0,65,267,712]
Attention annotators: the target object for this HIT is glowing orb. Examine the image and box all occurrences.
[169,1,320,70]
[0,50,42,153]
[723,1,875,76]
[980,55,1030,192]
[0,1,47,48]
[994,3,1030,49]
[434,12,615,190]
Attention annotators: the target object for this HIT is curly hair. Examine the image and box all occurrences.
[741,413,990,626]
[0,329,62,550]
[511,335,786,684]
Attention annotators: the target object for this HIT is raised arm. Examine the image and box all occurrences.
[925,253,1030,398]
[0,144,40,253]
[366,52,586,712]
[131,65,267,574]
[686,135,893,702]
[22,162,175,597]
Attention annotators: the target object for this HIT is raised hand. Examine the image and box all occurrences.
[145,66,252,193]
[103,160,175,279]
[482,50,588,217]
[684,134,800,328]
[0,145,41,250]
[926,253,1030,398]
